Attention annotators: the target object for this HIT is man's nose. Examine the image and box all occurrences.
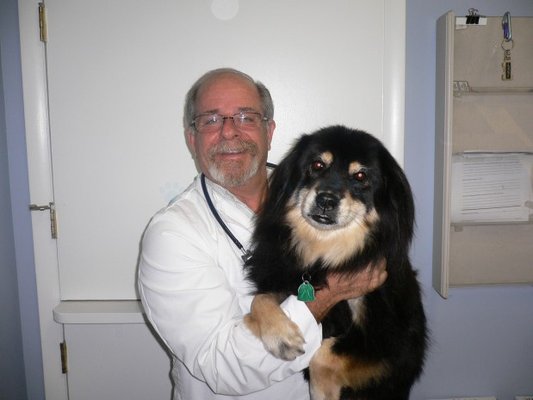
[219,116,240,139]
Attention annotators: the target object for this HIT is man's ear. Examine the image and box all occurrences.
[266,120,276,150]
[185,129,196,158]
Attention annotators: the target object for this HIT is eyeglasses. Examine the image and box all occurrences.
[191,111,268,134]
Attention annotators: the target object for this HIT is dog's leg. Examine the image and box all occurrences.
[244,293,306,360]
[309,338,389,400]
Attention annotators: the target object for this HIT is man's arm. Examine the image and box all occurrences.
[138,209,322,395]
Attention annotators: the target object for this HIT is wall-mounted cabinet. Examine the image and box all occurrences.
[433,11,533,298]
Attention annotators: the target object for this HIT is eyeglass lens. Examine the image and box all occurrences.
[194,112,263,133]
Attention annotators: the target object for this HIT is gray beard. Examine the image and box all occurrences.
[207,140,261,187]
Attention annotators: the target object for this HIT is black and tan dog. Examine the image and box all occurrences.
[244,126,427,400]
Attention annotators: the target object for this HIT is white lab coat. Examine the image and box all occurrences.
[138,175,323,400]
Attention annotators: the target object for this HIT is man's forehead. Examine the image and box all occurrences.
[199,73,258,96]
[196,75,261,112]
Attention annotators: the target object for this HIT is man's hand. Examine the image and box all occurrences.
[306,259,387,322]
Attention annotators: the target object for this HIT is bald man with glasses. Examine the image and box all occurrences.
[138,68,386,400]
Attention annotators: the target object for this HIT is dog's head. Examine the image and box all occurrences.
[263,125,414,269]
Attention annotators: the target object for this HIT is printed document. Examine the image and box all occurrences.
[451,152,533,224]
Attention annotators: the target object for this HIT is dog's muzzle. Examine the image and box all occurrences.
[310,192,340,225]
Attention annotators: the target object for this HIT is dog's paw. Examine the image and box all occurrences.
[309,338,341,400]
[244,293,306,360]
[260,319,305,361]
[310,386,340,400]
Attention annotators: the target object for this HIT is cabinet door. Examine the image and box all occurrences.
[433,12,533,298]
[64,324,172,400]
[42,0,405,299]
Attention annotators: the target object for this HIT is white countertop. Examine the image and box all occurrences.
[53,300,147,324]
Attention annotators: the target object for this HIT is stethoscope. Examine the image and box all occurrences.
[200,163,276,263]
[201,165,316,301]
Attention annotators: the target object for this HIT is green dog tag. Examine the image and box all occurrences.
[297,280,316,302]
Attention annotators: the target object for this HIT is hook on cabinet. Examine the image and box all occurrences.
[502,11,512,42]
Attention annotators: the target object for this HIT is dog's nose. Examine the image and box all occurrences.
[315,192,339,211]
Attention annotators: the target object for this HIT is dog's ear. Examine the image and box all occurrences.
[376,149,415,252]
[265,134,312,215]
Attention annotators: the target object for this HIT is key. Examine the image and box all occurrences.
[502,49,512,81]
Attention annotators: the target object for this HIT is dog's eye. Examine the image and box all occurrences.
[310,160,325,172]
[353,171,367,182]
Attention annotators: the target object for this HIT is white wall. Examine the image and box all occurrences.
[406,1,533,399]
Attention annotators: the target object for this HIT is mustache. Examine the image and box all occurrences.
[209,140,258,157]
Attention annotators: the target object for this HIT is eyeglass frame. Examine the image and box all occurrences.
[190,111,270,134]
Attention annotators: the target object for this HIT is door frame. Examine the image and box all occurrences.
[19,1,68,398]
[18,0,406,397]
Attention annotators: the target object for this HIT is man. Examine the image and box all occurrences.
[138,68,386,400]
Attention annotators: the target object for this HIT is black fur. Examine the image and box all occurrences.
[245,126,427,399]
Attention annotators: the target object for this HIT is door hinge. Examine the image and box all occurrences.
[38,2,48,43]
[59,341,68,374]
[29,202,58,239]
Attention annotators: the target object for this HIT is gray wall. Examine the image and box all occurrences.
[406,1,533,399]
[0,0,45,399]
[1,0,532,399]
[0,42,27,400]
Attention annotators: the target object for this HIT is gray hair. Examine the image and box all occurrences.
[183,68,274,131]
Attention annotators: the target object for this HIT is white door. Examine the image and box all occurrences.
[19,0,406,397]
[45,0,405,300]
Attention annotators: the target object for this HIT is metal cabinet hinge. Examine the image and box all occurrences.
[38,3,48,43]
[59,341,68,374]
[29,202,58,239]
